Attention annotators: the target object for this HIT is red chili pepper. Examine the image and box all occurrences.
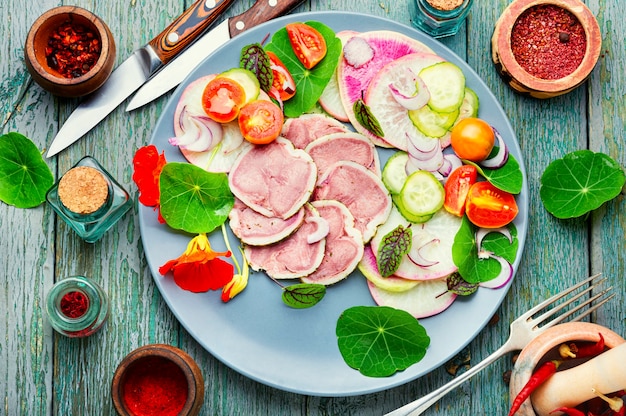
[509,360,560,416]
[550,407,586,416]
[571,333,605,359]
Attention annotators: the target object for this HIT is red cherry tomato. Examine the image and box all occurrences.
[465,181,518,228]
[266,51,296,101]
[444,165,477,217]
[450,117,495,162]
[285,23,327,69]
[238,100,284,145]
[201,77,246,123]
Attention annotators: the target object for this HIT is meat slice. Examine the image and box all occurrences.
[302,200,364,285]
[228,138,317,220]
[304,132,380,182]
[281,113,348,149]
[313,161,391,243]
[244,204,327,280]
[228,198,305,246]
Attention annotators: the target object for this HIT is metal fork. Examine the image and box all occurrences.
[385,273,614,416]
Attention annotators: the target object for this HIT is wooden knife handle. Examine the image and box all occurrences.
[228,0,306,38]
[148,0,237,64]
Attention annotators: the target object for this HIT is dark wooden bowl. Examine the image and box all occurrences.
[24,6,116,98]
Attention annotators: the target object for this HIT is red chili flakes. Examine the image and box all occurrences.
[510,5,587,80]
[60,290,90,318]
[45,22,101,78]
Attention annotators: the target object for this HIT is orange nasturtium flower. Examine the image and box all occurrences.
[132,145,167,223]
[159,233,234,293]
[220,226,249,302]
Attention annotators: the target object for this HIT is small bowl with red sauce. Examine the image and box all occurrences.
[492,0,601,98]
[111,344,204,416]
[24,6,116,97]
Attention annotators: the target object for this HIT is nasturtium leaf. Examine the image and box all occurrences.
[265,21,341,118]
[0,132,53,208]
[452,217,518,284]
[282,283,326,309]
[354,98,385,138]
[336,306,430,377]
[377,224,412,277]
[540,150,625,219]
[240,43,273,93]
[159,162,234,234]
[467,153,523,194]
[447,272,478,296]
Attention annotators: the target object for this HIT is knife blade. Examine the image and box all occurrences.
[126,0,305,112]
[47,0,238,158]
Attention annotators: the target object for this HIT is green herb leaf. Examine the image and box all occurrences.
[452,217,518,284]
[265,21,341,118]
[466,153,523,194]
[0,132,53,208]
[336,306,430,377]
[353,98,385,138]
[240,43,273,93]
[282,283,326,309]
[377,224,412,277]
[159,162,234,234]
[540,150,625,219]
[446,272,478,296]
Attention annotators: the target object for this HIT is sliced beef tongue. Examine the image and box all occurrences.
[281,113,348,150]
[228,198,306,246]
[302,200,364,285]
[245,204,327,280]
[228,137,317,220]
[304,132,381,183]
[313,161,391,243]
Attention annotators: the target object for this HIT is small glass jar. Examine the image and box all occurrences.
[410,0,474,38]
[46,156,132,243]
[45,275,109,337]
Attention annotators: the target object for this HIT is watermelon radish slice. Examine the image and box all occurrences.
[364,52,445,150]
[370,206,461,281]
[318,30,357,122]
[172,75,251,173]
[358,245,419,292]
[336,31,433,146]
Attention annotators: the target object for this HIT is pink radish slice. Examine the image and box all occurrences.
[358,244,419,293]
[363,52,445,150]
[367,279,457,319]
[319,31,358,122]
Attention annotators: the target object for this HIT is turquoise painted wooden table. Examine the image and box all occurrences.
[1,0,624,414]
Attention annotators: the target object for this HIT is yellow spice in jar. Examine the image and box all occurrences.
[58,166,109,214]
[427,0,464,11]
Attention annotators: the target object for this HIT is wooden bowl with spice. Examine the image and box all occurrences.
[111,344,205,416]
[24,6,116,97]
[491,0,601,99]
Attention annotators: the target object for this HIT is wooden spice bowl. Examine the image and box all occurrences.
[24,6,116,97]
[492,0,601,98]
[111,344,205,416]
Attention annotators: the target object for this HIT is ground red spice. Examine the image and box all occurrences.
[45,22,101,78]
[122,357,188,416]
[59,290,89,318]
[510,5,586,80]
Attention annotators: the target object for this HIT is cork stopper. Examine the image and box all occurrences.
[427,0,464,11]
[58,166,109,214]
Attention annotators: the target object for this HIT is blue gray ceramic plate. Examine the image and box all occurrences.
[140,11,528,396]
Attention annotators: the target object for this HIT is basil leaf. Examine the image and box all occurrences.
[467,153,523,194]
[240,43,273,93]
[282,283,326,309]
[353,98,385,138]
[540,150,625,219]
[265,21,342,118]
[336,306,430,377]
[0,132,53,208]
[377,224,412,277]
[159,162,234,234]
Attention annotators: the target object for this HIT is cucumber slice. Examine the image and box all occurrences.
[408,105,459,138]
[382,151,409,195]
[419,62,466,113]
[396,170,444,223]
[219,68,260,103]
[458,87,479,119]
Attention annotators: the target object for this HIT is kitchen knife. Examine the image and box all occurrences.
[126,0,305,112]
[46,0,238,158]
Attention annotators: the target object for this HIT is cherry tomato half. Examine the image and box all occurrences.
[266,51,296,101]
[450,117,495,162]
[465,181,518,228]
[201,76,246,123]
[444,165,477,217]
[238,100,284,144]
[285,23,327,69]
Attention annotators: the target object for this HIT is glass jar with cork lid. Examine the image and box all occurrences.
[410,0,474,38]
